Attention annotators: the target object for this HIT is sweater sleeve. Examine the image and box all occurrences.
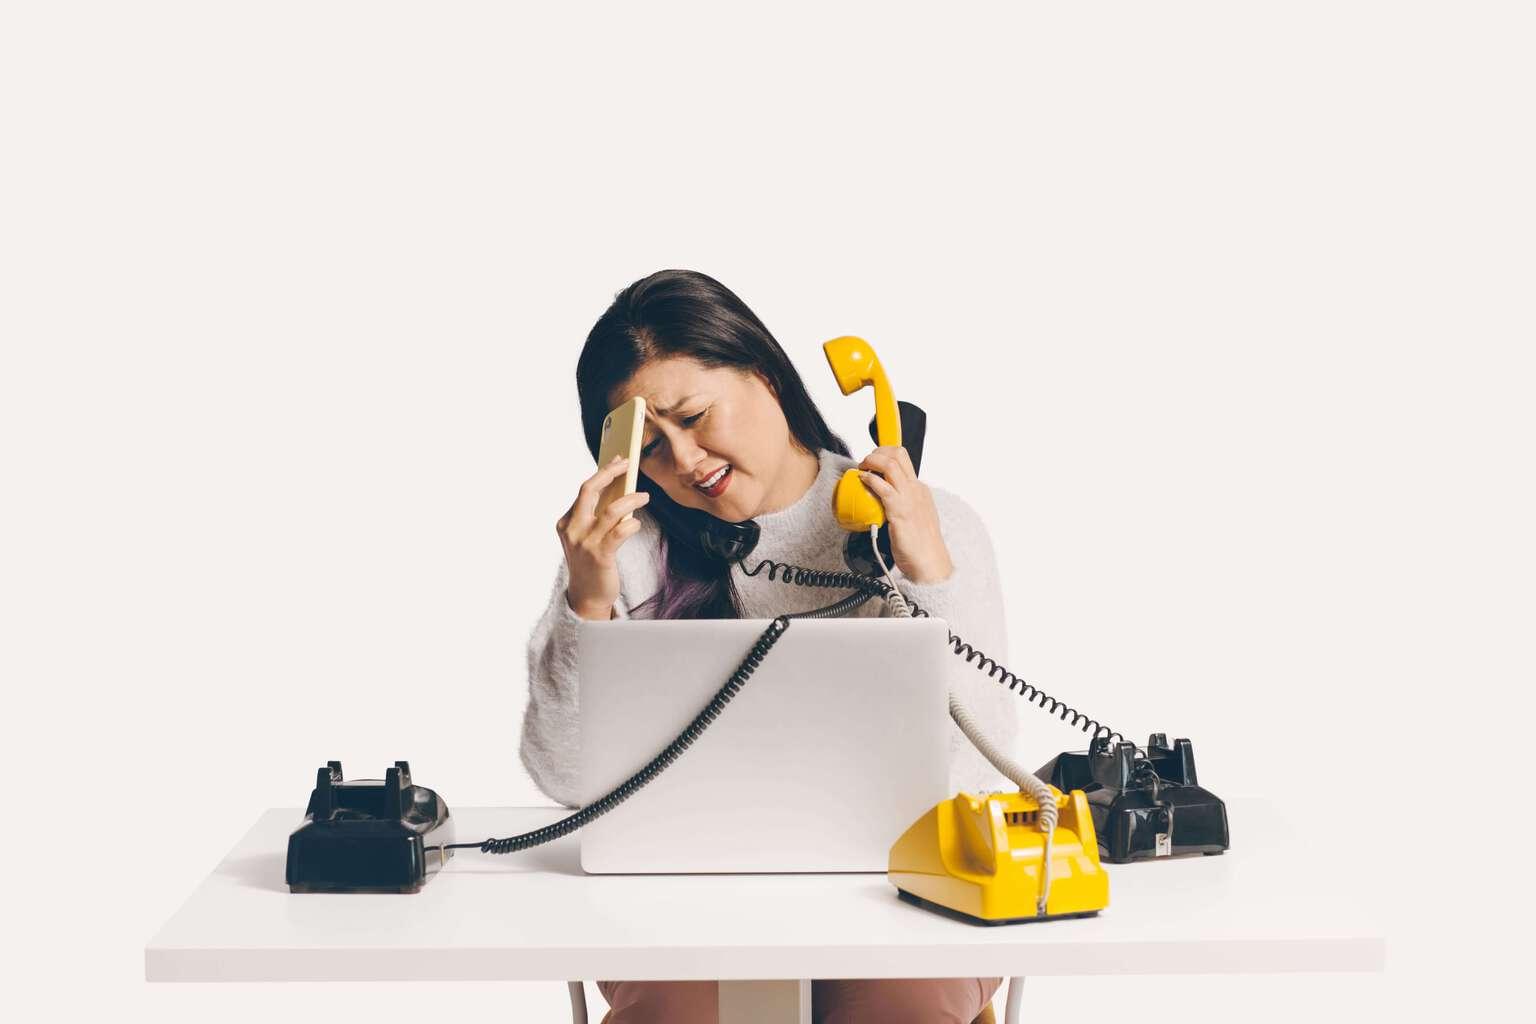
[891,489,1020,794]
[518,558,633,808]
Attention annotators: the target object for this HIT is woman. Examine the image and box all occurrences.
[521,269,1017,1024]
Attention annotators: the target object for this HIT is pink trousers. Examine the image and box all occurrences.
[596,977,1003,1024]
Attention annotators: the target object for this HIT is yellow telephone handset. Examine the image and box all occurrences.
[822,335,901,531]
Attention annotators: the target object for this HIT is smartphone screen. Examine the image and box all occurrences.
[594,396,646,521]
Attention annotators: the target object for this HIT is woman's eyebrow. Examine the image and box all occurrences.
[649,394,702,417]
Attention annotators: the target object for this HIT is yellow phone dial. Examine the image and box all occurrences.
[823,335,901,531]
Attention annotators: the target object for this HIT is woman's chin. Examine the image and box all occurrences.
[704,498,746,522]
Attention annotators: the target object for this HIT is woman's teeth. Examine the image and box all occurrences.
[695,465,732,496]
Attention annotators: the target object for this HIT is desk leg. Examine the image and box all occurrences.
[717,979,811,1024]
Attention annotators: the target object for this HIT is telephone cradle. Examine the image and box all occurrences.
[1036,734,1230,863]
[888,787,1110,925]
[286,761,454,893]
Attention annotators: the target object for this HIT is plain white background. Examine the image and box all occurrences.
[3,1,1530,1019]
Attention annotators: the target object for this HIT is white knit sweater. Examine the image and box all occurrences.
[519,448,1019,808]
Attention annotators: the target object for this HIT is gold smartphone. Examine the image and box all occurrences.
[594,396,646,521]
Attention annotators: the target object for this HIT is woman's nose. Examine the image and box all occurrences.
[670,432,708,475]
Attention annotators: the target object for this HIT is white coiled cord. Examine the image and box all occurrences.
[947,692,1059,917]
[871,527,1059,917]
[871,525,912,617]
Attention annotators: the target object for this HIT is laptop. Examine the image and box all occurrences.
[577,617,951,873]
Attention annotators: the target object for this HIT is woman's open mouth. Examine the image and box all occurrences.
[694,464,733,499]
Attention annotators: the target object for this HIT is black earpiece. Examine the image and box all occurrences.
[693,512,761,562]
[880,401,927,476]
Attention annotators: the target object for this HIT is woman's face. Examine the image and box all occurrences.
[609,356,815,522]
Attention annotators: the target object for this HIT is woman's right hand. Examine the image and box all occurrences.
[557,456,651,621]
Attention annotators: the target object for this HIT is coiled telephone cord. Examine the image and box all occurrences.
[447,588,875,856]
[947,693,1058,917]
[743,549,1126,746]
[444,615,792,855]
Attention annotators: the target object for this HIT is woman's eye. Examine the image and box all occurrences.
[640,409,706,458]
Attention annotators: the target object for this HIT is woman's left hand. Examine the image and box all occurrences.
[857,446,954,584]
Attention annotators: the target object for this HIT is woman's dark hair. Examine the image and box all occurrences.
[576,269,849,619]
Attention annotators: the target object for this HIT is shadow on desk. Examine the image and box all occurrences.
[222,853,289,893]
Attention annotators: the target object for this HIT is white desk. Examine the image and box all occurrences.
[146,797,1384,1022]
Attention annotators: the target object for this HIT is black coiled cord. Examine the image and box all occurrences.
[453,578,879,855]
[941,634,1126,746]
[447,614,794,855]
[743,557,1126,745]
